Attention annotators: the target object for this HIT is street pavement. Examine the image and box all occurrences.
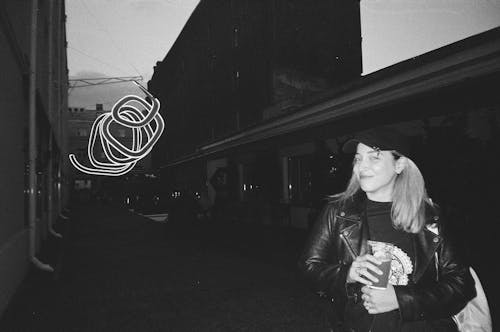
[0,203,330,332]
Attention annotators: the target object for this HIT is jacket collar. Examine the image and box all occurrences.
[337,193,368,257]
[413,226,442,281]
[336,193,442,282]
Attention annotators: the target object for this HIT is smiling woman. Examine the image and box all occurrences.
[298,126,477,331]
[352,146,402,203]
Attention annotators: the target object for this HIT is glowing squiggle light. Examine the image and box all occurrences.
[69,82,164,177]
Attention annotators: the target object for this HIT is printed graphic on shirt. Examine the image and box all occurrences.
[389,245,413,286]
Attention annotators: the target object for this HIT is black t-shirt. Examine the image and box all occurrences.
[366,199,415,332]
[367,200,414,265]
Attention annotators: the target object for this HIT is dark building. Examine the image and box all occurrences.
[0,0,69,315]
[148,0,362,166]
[148,1,500,236]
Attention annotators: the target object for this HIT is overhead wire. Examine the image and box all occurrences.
[68,45,130,76]
[77,0,143,78]
[69,100,119,109]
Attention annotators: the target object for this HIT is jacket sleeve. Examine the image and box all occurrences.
[393,222,476,321]
[297,203,351,303]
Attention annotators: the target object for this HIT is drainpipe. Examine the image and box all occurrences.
[48,136,62,238]
[54,0,65,220]
[58,167,67,220]
[47,0,61,239]
[29,0,54,272]
[56,0,69,220]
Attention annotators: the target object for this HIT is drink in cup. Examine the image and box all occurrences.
[367,240,394,289]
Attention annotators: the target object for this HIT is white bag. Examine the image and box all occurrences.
[428,223,492,332]
[453,267,492,332]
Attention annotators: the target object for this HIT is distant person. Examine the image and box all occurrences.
[298,127,475,331]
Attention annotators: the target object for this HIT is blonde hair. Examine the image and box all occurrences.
[336,153,432,233]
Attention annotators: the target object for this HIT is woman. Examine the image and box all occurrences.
[298,128,476,331]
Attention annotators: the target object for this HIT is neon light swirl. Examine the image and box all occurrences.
[69,83,164,176]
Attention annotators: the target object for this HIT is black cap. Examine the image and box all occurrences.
[342,127,411,157]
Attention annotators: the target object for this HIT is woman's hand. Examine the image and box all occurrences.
[361,285,399,314]
[346,254,383,286]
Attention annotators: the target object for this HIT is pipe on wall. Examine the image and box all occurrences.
[47,0,62,239]
[56,0,69,220]
[29,0,54,272]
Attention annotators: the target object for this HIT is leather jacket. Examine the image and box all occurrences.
[298,194,476,331]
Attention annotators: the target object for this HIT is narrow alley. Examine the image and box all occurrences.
[0,203,329,332]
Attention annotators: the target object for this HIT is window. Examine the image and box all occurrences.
[233,69,240,91]
[288,154,313,205]
[240,162,258,202]
[76,148,86,160]
[233,27,239,48]
[77,128,88,137]
[74,179,92,190]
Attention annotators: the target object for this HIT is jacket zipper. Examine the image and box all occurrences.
[340,232,357,259]
[341,232,376,331]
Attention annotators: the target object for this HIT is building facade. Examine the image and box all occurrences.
[148,0,499,232]
[0,0,69,315]
[148,0,362,169]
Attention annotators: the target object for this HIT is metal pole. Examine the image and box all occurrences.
[47,0,61,238]
[55,0,68,220]
[29,0,54,272]
[59,0,70,218]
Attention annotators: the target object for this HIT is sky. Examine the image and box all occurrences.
[66,0,500,108]
[67,0,200,108]
[360,0,500,73]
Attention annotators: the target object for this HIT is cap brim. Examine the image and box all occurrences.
[342,139,360,154]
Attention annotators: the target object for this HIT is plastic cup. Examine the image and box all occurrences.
[367,240,394,289]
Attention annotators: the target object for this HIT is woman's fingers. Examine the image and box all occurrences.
[353,255,383,276]
[357,267,379,283]
[361,285,399,314]
[354,271,372,285]
[348,254,383,285]
[361,285,372,294]
[361,290,377,313]
[363,262,383,276]
[349,262,371,285]
[364,254,383,267]
[361,287,377,313]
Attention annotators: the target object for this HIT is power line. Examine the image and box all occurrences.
[77,0,143,78]
[69,100,118,109]
[68,76,143,89]
[68,45,130,75]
